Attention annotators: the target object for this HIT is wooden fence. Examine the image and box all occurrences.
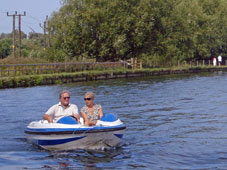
[179,59,227,67]
[0,61,128,77]
[126,57,143,69]
[1,59,225,78]
[127,58,226,69]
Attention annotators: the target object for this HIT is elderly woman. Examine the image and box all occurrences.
[80,92,103,126]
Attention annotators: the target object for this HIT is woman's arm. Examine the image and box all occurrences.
[73,113,80,123]
[99,107,104,119]
[72,105,80,123]
[81,112,95,126]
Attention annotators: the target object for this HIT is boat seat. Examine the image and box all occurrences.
[100,113,118,122]
[57,116,78,124]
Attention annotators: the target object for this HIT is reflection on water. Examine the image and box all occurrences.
[1,71,227,169]
[46,147,127,170]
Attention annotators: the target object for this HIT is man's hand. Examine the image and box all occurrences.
[43,114,53,123]
[73,114,80,123]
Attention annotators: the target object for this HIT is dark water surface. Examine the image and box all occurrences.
[1,71,227,169]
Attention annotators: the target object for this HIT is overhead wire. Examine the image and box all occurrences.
[22,19,37,33]
[27,15,42,23]
[25,15,46,33]
[0,11,13,33]
[1,11,50,34]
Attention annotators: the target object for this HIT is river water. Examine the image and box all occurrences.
[1,71,227,169]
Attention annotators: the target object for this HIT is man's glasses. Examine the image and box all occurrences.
[84,98,91,101]
[63,97,70,100]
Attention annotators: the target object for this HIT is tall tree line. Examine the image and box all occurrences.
[46,0,226,66]
[1,0,226,66]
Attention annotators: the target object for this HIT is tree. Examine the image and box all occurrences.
[0,33,12,39]
[47,0,227,65]
[48,0,160,62]
[0,38,12,59]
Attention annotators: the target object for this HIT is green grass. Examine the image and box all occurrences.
[1,66,227,89]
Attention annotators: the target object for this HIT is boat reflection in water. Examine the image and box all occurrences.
[24,113,126,150]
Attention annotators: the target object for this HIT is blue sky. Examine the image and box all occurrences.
[0,0,62,35]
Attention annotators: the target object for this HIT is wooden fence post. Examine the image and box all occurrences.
[7,66,9,77]
[140,61,142,69]
[14,66,16,76]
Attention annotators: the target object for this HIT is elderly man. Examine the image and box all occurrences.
[43,90,80,123]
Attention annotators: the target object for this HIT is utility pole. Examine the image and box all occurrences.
[44,16,48,48]
[18,12,26,57]
[46,16,51,47]
[40,15,49,49]
[7,11,17,58]
[7,11,26,58]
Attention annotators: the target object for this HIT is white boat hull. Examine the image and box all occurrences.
[26,129,124,150]
[25,116,126,150]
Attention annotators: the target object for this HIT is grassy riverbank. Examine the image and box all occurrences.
[0,66,226,89]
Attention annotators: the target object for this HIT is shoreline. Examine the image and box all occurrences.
[0,66,226,89]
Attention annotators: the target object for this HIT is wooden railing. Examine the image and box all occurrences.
[0,61,128,77]
[126,58,143,69]
[178,59,227,67]
[1,59,225,77]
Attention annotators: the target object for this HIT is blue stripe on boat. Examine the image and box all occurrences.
[38,136,86,146]
[114,134,123,139]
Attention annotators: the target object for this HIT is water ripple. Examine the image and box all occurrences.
[1,72,227,169]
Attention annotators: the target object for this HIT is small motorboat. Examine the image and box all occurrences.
[24,114,126,150]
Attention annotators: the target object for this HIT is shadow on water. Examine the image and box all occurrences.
[0,138,130,170]
[21,141,130,170]
[42,146,128,170]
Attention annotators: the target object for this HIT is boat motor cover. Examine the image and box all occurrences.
[57,116,78,124]
[100,113,118,122]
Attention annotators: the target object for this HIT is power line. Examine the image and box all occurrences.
[0,10,8,13]
[22,18,37,25]
[21,20,37,33]
[27,15,42,23]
